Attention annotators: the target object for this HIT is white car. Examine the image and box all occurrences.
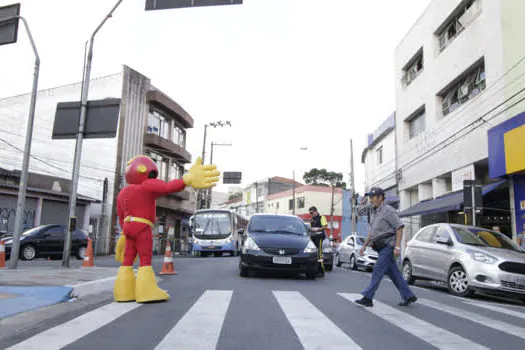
[335,233,377,271]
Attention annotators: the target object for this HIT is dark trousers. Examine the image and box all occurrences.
[314,239,324,275]
[362,245,414,301]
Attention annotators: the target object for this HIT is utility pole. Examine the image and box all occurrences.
[330,185,335,238]
[2,10,40,269]
[63,0,124,268]
[350,139,356,233]
[206,141,232,209]
[292,169,296,215]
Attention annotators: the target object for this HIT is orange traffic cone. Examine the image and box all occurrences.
[0,240,5,268]
[82,238,94,267]
[160,242,177,275]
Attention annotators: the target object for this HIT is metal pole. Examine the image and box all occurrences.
[7,16,40,269]
[350,139,356,234]
[196,124,208,211]
[509,175,517,241]
[207,141,214,209]
[63,0,124,267]
[292,169,296,215]
[471,182,476,227]
[330,185,335,238]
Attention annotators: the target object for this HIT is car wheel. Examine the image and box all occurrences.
[447,266,474,297]
[350,254,358,270]
[402,260,417,285]
[335,253,342,267]
[306,267,317,280]
[239,266,249,277]
[325,264,333,272]
[76,246,87,260]
[21,245,36,261]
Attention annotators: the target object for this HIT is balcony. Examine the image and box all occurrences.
[147,90,194,129]
[157,190,195,215]
[143,133,192,164]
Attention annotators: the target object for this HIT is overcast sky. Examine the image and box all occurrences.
[0,0,431,195]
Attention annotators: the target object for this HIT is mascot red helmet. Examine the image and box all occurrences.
[125,155,158,185]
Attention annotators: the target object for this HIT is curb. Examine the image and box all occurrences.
[0,286,73,319]
[67,272,164,299]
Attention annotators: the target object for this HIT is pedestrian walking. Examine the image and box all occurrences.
[354,187,417,307]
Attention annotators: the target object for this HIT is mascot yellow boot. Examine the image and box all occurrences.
[114,234,138,302]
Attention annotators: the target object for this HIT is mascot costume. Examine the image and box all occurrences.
[113,155,219,303]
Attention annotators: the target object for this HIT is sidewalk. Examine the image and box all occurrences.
[0,266,119,319]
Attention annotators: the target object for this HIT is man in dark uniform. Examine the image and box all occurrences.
[309,206,328,277]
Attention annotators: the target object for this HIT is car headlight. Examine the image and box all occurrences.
[467,249,498,264]
[242,237,260,252]
[304,240,317,253]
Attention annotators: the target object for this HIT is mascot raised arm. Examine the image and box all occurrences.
[113,155,219,303]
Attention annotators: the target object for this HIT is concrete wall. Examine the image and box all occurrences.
[364,130,397,191]
[266,188,343,217]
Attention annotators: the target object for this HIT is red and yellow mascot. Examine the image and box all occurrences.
[113,155,219,303]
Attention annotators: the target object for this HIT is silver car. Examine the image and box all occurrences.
[403,223,525,301]
[335,233,378,271]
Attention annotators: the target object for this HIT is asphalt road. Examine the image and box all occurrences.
[3,256,525,350]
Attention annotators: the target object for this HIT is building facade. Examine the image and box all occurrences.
[0,168,97,238]
[265,185,343,240]
[0,65,196,254]
[394,0,525,247]
[361,112,399,208]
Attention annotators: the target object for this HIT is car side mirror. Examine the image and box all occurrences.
[435,234,452,245]
[238,229,245,235]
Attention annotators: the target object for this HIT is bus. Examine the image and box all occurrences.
[189,209,249,257]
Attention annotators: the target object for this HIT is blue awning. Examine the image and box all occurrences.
[398,180,506,218]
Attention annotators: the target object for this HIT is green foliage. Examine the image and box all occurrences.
[228,192,242,200]
[303,168,346,189]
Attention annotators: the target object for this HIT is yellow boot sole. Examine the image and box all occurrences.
[136,266,170,303]
[114,266,136,302]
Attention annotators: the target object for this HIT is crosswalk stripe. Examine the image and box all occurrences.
[463,300,525,320]
[154,290,233,350]
[339,293,489,350]
[419,299,525,340]
[273,291,362,350]
[6,302,141,350]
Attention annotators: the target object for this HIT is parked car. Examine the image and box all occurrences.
[239,214,318,279]
[335,233,377,271]
[321,238,334,272]
[403,223,525,302]
[2,224,89,261]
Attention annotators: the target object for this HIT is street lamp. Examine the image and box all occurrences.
[197,120,231,210]
[206,141,232,208]
[62,0,242,267]
[1,3,41,269]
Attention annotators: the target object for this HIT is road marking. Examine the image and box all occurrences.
[273,291,362,350]
[6,302,141,350]
[154,290,233,350]
[463,300,525,320]
[419,298,525,340]
[339,293,489,350]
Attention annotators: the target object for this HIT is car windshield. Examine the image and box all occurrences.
[452,226,488,246]
[248,216,306,235]
[460,227,521,251]
[193,212,232,239]
[356,236,366,245]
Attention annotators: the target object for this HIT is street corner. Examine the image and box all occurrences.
[0,286,73,320]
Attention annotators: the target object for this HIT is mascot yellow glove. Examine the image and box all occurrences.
[183,157,220,189]
[115,234,138,264]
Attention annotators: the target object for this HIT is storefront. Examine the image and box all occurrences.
[488,110,525,240]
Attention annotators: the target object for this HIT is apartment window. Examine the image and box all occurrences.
[438,0,481,52]
[407,108,426,139]
[172,122,186,147]
[402,50,423,87]
[147,151,168,180]
[441,61,486,116]
[169,161,185,180]
[276,202,280,209]
[377,146,383,165]
[288,199,294,210]
[297,197,305,209]
[148,109,170,140]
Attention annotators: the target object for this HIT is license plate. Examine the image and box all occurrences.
[207,246,215,249]
[272,256,292,264]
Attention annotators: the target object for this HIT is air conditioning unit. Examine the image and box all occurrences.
[458,0,482,28]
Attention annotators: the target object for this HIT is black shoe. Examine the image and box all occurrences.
[399,296,417,306]
[354,297,373,307]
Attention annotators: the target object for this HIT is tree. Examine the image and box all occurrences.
[303,168,346,189]
[228,192,242,201]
